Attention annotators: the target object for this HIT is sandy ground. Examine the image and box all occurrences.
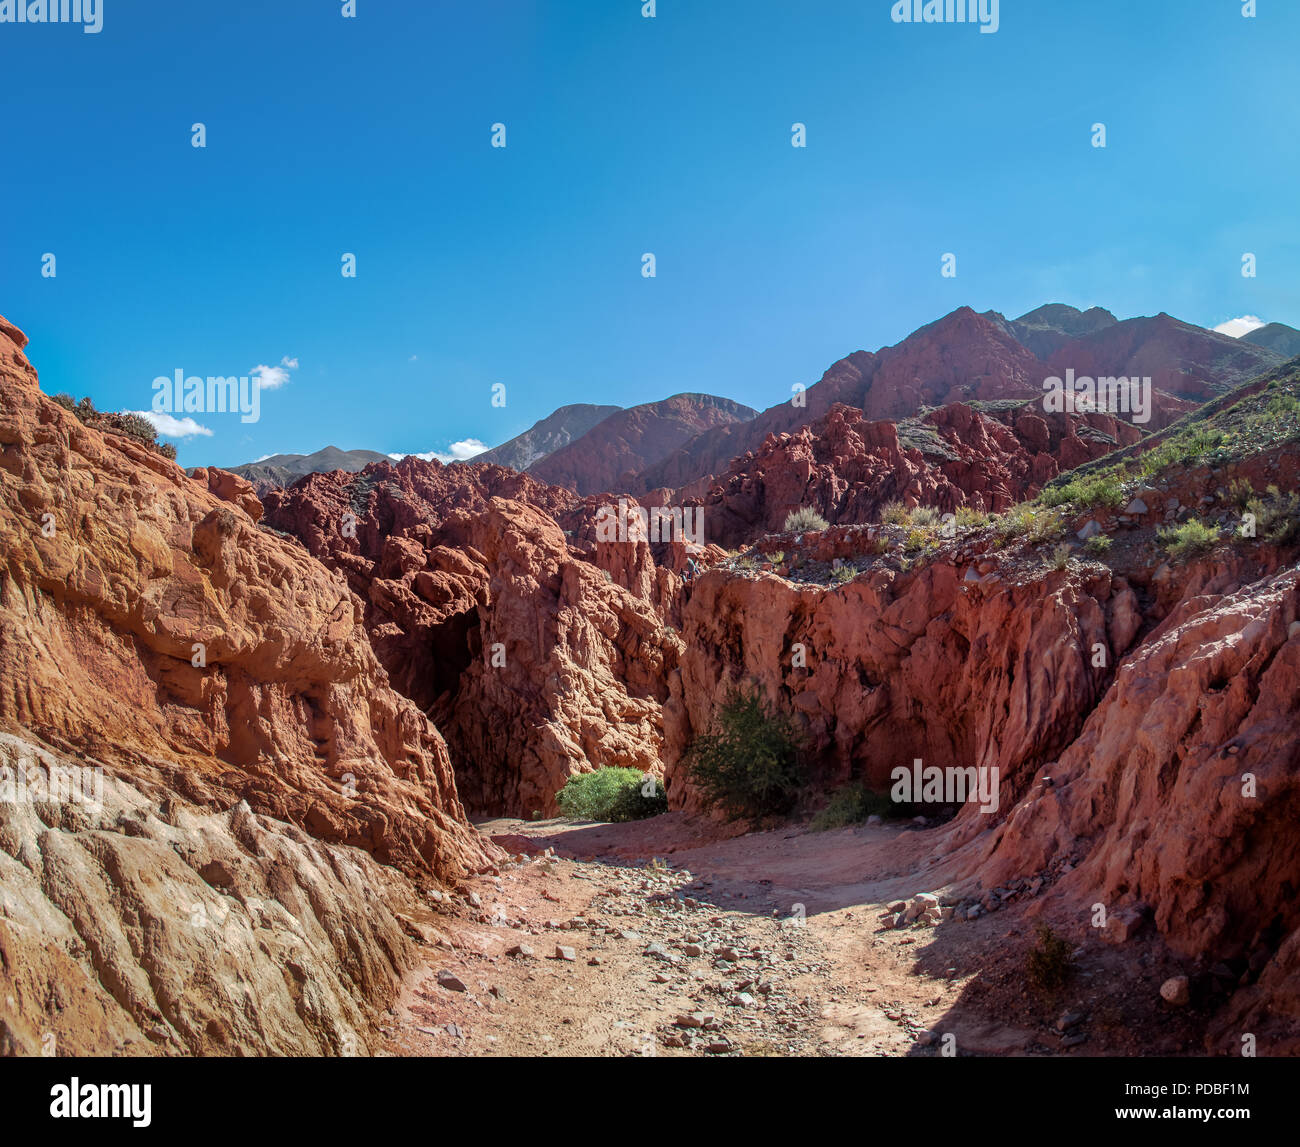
[376,813,1207,1058]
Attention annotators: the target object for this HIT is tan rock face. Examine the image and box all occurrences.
[0,316,489,884]
[0,732,431,1056]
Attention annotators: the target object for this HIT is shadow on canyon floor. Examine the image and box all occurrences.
[459,813,1214,1056]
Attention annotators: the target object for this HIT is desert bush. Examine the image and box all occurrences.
[105,411,160,445]
[954,505,988,528]
[830,563,856,584]
[810,784,897,831]
[1083,534,1112,556]
[556,767,666,822]
[881,500,909,525]
[784,507,829,533]
[1251,486,1300,545]
[1158,519,1218,560]
[1227,477,1256,511]
[903,527,929,552]
[686,689,806,820]
[1051,543,1072,570]
[1038,472,1126,511]
[1026,923,1074,992]
[909,505,941,528]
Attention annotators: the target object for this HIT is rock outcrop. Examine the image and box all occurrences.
[0,316,489,882]
[692,401,1140,548]
[262,463,683,816]
[0,731,428,1056]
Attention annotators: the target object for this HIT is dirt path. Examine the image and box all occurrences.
[377,814,1202,1057]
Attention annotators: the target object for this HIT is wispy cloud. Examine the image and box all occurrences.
[251,356,300,390]
[1214,315,1266,338]
[388,438,488,465]
[128,411,213,438]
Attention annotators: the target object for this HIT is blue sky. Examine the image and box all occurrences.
[3,0,1296,468]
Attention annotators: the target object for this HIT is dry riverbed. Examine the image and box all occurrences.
[377,814,1205,1058]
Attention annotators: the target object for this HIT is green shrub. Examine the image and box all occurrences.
[881,500,910,525]
[1158,519,1218,560]
[686,689,806,820]
[1051,543,1071,570]
[1026,923,1074,992]
[1253,487,1300,545]
[1083,534,1112,556]
[109,412,160,445]
[608,774,669,822]
[954,505,988,529]
[909,506,941,528]
[784,507,829,533]
[1227,477,1256,511]
[830,563,856,584]
[1038,472,1126,511]
[555,767,666,822]
[810,784,897,831]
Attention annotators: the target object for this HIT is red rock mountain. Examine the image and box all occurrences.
[524,393,756,495]
[472,402,622,472]
[637,306,1281,495]
[1045,312,1280,406]
[695,400,1140,547]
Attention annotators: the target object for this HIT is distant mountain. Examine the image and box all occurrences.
[1044,312,1282,407]
[639,306,1050,495]
[225,446,392,493]
[473,403,622,471]
[525,393,757,495]
[997,303,1119,359]
[1241,322,1300,359]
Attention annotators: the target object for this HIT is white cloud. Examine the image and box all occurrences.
[388,438,489,465]
[250,356,300,391]
[127,411,213,439]
[1214,315,1267,338]
[409,355,419,362]
[250,364,290,390]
